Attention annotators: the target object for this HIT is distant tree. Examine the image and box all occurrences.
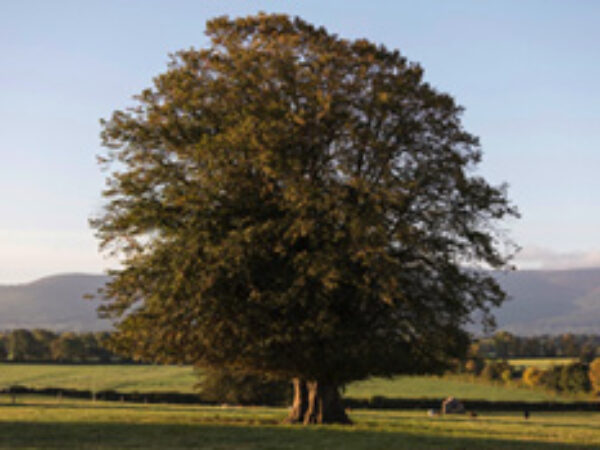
[522,366,544,388]
[31,329,57,360]
[50,332,86,362]
[0,335,6,359]
[6,329,38,361]
[93,332,116,362]
[559,333,578,357]
[539,366,563,392]
[492,331,517,358]
[481,360,511,381]
[464,358,485,376]
[579,341,597,363]
[92,14,517,424]
[559,362,590,393]
[589,358,600,395]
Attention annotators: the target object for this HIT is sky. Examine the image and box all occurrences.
[1,0,599,283]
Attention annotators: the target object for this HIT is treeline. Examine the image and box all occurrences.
[459,358,600,395]
[456,332,600,396]
[472,332,600,361]
[0,329,128,363]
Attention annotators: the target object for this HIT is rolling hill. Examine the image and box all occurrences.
[0,273,112,331]
[491,268,600,335]
[0,269,598,334]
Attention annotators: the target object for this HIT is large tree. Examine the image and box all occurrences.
[92,14,517,424]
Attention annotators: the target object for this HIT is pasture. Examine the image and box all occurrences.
[0,396,598,449]
[0,363,580,402]
[508,358,580,370]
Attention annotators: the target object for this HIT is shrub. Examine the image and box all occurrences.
[481,360,511,381]
[501,368,513,383]
[559,362,590,393]
[522,366,544,388]
[464,358,485,375]
[539,366,562,391]
[588,358,600,395]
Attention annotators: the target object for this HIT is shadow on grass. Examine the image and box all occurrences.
[0,421,595,450]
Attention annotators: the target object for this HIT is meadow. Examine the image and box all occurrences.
[0,396,598,449]
[507,358,580,370]
[0,363,588,403]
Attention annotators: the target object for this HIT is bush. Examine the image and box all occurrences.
[590,358,600,395]
[464,358,485,375]
[539,366,563,391]
[501,368,513,383]
[196,368,291,406]
[522,366,544,388]
[559,363,590,393]
[481,360,511,381]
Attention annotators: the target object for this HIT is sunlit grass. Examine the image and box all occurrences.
[0,364,584,403]
[0,396,597,449]
[508,358,579,369]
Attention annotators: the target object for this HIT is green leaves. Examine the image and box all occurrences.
[93,13,517,385]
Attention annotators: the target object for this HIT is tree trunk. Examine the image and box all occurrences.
[285,378,308,423]
[285,378,351,425]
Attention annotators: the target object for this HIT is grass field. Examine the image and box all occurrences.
[0,396,598,449]
[345,375,576,402]
[508,358,580,370]
[0,363,584,402]
[0,363,198,393]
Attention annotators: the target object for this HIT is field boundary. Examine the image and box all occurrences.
[1,386,599,412]
[344,396,600,412]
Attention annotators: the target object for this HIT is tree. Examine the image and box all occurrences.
[522,366,544,388]
[50,332,86,362]
[589,358,600,395]
[31,329,57,360]
[92,14,517,424]
[559,362,590,393]
[6,329,39,361]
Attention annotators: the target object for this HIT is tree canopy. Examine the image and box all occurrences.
[92,14,518,423]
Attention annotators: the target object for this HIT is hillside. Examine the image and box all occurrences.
[0,274,111,331]
[0,269,598,334]
[491,268,600,335]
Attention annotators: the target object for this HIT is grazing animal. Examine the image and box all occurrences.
[468,411,478,418]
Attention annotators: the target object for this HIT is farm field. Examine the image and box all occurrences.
[0,363,584,402]
[0,396,598,449]
[345,375,577,402]
[508,358,579,370]
[0,363,198,394]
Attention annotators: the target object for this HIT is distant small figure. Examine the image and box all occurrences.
[524,409,530,420]
[441,396,465,414]
[468,411,478,419]
[427,409,439,417]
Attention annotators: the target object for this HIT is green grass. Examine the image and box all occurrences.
[0,364,583,402]
[0,396,598,449]
[345,375,577,402]
[508,358,580,370]
[0,363,198,393]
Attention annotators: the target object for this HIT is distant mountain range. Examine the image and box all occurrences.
[0,274,112,332]
[490,268,600,335]
[0,269,598,335]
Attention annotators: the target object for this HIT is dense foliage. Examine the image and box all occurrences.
[196,368,291,405]
[471,332,600,361]
[0,329,119,363]
[92,14,517,423]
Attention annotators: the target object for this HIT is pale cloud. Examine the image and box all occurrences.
[515,245,600,270]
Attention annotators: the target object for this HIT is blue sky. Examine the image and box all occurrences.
[1,0,599,283]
